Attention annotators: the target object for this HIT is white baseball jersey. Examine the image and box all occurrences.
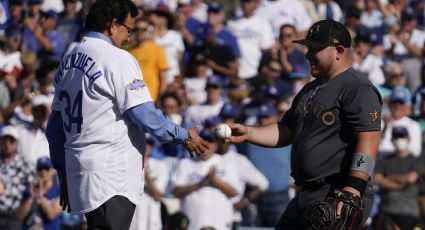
[52,33,152,214]
[227,15,274,79]
[222,151,269,222]
[172,154,240,230]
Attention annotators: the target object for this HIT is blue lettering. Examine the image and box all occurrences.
[55,52,103,86]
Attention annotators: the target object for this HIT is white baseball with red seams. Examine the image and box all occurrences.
[215,124,232,139]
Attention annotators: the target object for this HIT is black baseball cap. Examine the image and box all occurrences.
[293,20,351,49]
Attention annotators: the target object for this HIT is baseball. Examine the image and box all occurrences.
[215,124,232,139]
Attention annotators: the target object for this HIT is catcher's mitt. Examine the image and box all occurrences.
[301,189,363,230]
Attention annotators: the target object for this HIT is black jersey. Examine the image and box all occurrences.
[280,68,382,183]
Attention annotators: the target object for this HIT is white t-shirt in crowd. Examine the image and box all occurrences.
[52,35,152,214]
[0,51,22,75]
[383,29,425,56]
[227,15,274,79]
[353,53,385,86]
[154,30,185,84]
[17,125,50,164]
[379,116,422,157]
[222,151,269,222]
[172,154,240,230]
[255,0,312,36]
[184,100,224,126]
[183,77,207,105]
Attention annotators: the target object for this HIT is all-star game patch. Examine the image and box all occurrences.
[127,79,145,90]
[369,109,380,123]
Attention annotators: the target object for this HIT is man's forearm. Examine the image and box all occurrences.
[247,123,292,148]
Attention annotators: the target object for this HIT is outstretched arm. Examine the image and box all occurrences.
[227,122,293,148]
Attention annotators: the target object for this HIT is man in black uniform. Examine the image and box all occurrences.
[226,20,382,229]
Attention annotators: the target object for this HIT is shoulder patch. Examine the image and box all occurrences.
[127,79,145,90]
[369,109,380,123]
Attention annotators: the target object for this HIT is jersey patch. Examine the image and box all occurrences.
[127,79,145,90]
[369,109,380,123]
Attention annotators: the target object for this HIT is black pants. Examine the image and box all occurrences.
[275,182,374,230]
[0,214,21,230]
[85,195,136,230]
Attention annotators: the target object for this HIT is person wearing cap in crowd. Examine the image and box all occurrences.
[352,33,385,86]
[227,0,274,80]
[374,126,422,230]
[149,3,185,84]
[241,103,292,227]
[184,74,225,126]
[379,86,422,158]
[184,53,209,104]
[0,125,36,230]
[383,6,425,91]
[23,9,66,63]
[208,114,269,229]
[172,125,239,230]
[190,22,238,83]
[226,19,383,229]
[16,156,62,230]
[17,94,51,164]
[206,1,241,60]
[57,0,83,50]
[129,16,169,102]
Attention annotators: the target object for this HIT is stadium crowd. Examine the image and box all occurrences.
[0,0,424,229]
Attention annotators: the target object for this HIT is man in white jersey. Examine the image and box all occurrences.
[45,1,209,229]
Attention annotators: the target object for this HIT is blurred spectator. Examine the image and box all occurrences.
[17,94,51,163]
[0,125,35,230]
[314,0,343,22]
[344,6,364,43]
[36,59,58,99]
[26,0,44,22]
[184,75,224,126]
[298,0,321,24]
[379,86,422,157]
[191,0,208,23]
[227,0,274,80]
[16,156,61,230]
[352,33,385,86]
[23,10,66,63]
[8,0,24,27]
[129,17,169,102]
[131,135,168,230]
[0,25,23,78]
[412,66,425,119]
[243,103,292,227]
[254,0,312,37]
[361,0,386,43]
[383,7,425,91]
[183,53,208,104]
[206,1,241,60]
[374,126,422,230]
[150,4,185,84]
[57,0,83,49]
[190,22,238,82]
[212,115,269,229]
[172,127,239,230]
[274,24,309,80]
[176,0,202,47]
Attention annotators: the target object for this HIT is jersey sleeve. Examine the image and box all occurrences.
[342,83,382,131]
[112,53,153,114]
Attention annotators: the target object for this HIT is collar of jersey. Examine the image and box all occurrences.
[85,32,114,45]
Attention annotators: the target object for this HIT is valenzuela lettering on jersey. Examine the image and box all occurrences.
[55,52,103,86]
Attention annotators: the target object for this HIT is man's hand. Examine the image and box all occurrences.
[183,128,210,157]
[60,182,71,212]
[226,123,251,144]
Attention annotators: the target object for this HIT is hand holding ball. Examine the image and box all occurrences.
[215,124,232,140]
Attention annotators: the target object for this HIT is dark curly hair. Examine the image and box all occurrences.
[85,0,138,32]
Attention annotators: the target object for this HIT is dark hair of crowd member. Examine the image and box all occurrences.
[84,0,138,33]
